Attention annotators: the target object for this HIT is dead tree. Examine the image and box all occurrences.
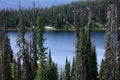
[17,0,32,79]
[102,4,116,80]
[30,1,38,79]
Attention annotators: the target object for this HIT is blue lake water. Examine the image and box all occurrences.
[8,31,105,69]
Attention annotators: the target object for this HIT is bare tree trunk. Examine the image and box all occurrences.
[102,4,116,80]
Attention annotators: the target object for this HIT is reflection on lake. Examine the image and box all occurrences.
[8,31,105,69]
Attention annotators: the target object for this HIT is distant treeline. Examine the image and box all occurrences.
[0,0,107,29]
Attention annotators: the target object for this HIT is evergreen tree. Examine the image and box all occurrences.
[75,10,85,80]
[99,59,105,80]
[17,0,32,79]
[30,1,37,79]
[75,7,98,80]
[90,46,98,80]
[1,35,13,80]
[77,26,88,80]
[60,69,63,80]
[0,9,12,80]
[14,56,22,80]
[47,50,58,80]
[11,59,16,80]
[71,57,76,80]
[64,57,71,80]
[35,11,47,80]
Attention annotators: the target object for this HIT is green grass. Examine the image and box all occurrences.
[45,27,57,31]
[92,22,105,31]
[6,22,105,32]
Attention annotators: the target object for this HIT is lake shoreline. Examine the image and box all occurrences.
[6,27,105,32]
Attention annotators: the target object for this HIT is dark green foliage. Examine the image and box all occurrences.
[16,1,32,79]
[76,26,87,80]
[64,58,71,80]
[75,8,98,80]
[76,27,98,80]
[99,59,105,80]
[0,0,107,30]
[22,44,32,80]
[47,51,58,80]
[35,11,48,80]
[14,56,22,80]
[36,12,47,61]
[30,2,38,79]
[36,61,48,80]
[1,35,13,80]
[60,69,63,80]
[90,46,98,80]
[71,57,76,80]
[1,0,120,80]
[0,10,13,80]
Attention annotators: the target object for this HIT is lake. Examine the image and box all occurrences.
[8,31,105,69]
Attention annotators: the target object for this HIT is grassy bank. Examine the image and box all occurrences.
[6,27,105,32]
[6,22,105,32]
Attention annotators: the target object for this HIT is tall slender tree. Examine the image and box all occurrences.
[30,1,38,79]
[99,59,105,80]
[71,57,76,80]
[75,4,98,80]
[14,55,22,80]
[17,0,32,79]
[64,57,71,80]
[115,1,120,80]
[35,11,47,80]
[75,9,85,80]
[101,4,116,80]
[0,9,12,80]
[47,50,58,80]
[90,46,98,80]
[60,69,63,80]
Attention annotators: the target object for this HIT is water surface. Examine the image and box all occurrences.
[8,31,105,69]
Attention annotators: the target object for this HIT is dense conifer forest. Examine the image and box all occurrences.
[0,0,107,30]
[0,0,120,80]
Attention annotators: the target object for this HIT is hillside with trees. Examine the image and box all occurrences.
[0,0,107,31]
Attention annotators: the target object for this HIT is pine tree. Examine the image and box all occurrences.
[64,57,71,80]
[22,43,32,80]
[47,50,58,80]
[77,26,88,80]
[17,0,32,79]
[1,35,13,80]
[11,59,16,80]
[75,10,86,80]
[99,59,105,80]
[35,11,47,80]
[0,9,12,80]
[60,69,63,80]
[14,56,22,80]
[30,1,37,79]
[75,7,98,80]
[90,46,98,80]
[71,57,76,80]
